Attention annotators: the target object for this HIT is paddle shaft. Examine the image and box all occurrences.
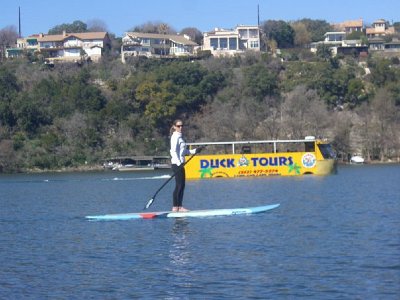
[144,152,198,209]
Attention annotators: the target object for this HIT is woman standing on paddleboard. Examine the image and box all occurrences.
[170,119,201,212]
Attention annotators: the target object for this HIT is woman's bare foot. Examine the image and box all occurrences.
[172,207,179,212]
[178,207,190,212]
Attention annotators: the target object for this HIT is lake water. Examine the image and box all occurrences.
[0,164,399,299]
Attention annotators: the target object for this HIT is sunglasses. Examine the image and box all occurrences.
[176,125,183,128]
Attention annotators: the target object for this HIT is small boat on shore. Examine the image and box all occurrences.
[350,155,365,164]
[103,156,170,171]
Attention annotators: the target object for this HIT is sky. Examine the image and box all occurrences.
[2,0,400,37]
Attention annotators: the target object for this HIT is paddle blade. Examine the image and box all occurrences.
[144,198,154,210]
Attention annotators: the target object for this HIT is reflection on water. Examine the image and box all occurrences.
[167,219,194,289]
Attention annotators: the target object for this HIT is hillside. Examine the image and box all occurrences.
[0,51,399,172]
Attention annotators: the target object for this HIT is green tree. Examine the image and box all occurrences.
[65,69,106,113]
[346,78,367,106]
[130,61,226,128]
[31,76,69,117]
[157,62,206,86]
[12,93,52,134]
[243,63,279,100]
[199,71,226,97]
[316,44,332,61]
[305,63,346,107]
[261,20,295,48]
[0,66,19,127]
[297,19,333,42]
[48,20,88,34]
[136,80,178,125]
[369,58,396,87]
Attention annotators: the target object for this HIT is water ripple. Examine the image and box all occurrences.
[1,165,399,299]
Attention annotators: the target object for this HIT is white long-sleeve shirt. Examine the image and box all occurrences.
[170,132,195,166]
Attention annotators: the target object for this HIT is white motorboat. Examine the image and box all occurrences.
[350,155,365,164]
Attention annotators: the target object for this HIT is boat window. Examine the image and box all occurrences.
[318,144,337,159]
[198,144,231,154]
[277,142,303,153]
[241,146,251,154]
[305,142,315,152]
[255,143,274,153]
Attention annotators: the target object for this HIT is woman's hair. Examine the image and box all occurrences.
[170,119,183,135]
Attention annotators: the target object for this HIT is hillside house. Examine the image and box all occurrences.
[310,32,345,54]
[310,32,366,56]
[366,19,395,38]
[36,31,111,62]
[333,19,364,34]
[384,39,400,52]
[121,32,198,62]
[324,32,346,42]
[202,25,260,56]
[5,35,39,58]
[368,37,386,51]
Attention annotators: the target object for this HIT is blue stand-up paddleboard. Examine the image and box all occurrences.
[86,204,280,221]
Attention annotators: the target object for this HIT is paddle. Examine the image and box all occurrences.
[144,146,204,210]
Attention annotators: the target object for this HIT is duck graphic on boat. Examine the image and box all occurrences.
[237,155,250,167]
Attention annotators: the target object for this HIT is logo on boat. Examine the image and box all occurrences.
[302,153,316,168]
[200,156,293,169]
[237,155,249,167]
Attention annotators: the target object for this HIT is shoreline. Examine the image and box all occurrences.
[1,160,399,175]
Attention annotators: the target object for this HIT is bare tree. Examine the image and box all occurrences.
[331,111,353,162]
[291,21,311,47]
[130,21,176,34]
[55,112,88,147]
[192,93,238,141]
[87,19,108,32]
[354,103,373,161]
[0,138,15,172]
[192,88,281,142]
[281,85,331,139]
[180,27,203,45]
[369,88,399,161]
[255,96,283,140]
[0,26,18,61]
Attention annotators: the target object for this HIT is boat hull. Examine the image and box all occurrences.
[185,138,336,179]
[185,153,335,179]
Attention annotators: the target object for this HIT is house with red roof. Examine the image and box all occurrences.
[366,19,395,38]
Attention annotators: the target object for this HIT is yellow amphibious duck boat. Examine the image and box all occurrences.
[185,136,336,179]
